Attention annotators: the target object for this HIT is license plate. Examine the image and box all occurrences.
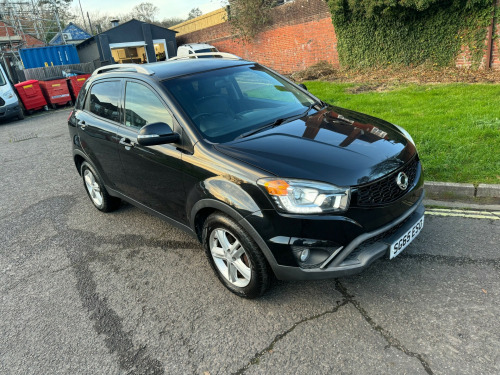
[390,215,424,259]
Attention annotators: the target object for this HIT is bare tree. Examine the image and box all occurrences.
[131,2,159,23]
[160,17,186,28]
[187,7,202,20]
[80,10,132,33]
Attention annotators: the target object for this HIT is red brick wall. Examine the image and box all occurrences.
[491,20,500,69]
[455,0,500,69]
[177,0,339,74]
[178,0,499,72]
[0,21,44,48]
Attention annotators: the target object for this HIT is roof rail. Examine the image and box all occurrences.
[169,52,242,61]
[92,64,155,76]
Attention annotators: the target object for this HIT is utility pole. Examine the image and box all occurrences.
[77,0,88,33]
[87,11,94,35]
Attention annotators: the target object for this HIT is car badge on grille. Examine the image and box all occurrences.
[396,172,409,190]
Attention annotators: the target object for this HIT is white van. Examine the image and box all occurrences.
[0,64,24,121]
[177,43,219,58]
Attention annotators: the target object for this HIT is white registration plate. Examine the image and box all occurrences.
[389,215,424,259]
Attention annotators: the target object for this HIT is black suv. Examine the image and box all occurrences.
[68,56,424,298]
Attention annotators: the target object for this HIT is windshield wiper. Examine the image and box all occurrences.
[235,118,287,140]
[235,102,320,140]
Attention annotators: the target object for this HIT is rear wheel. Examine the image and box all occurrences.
[80,162,120,212]
[203,213,271,298]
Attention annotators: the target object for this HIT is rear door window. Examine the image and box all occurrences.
[88,81,120,122]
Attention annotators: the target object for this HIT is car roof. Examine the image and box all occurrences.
[94,58,254,81]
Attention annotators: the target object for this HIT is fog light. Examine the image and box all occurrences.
[299,249,310,262]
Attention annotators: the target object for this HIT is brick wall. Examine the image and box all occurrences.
[455,0,500,69]
[178,0,499,72]
[177,0,339,74]
[491,19,500,69]
[0,22,44,48]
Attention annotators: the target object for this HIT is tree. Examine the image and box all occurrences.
[38,0,74,43]
[187,7,202,20]
[132,2,160,23]
[228,0,274,40]
[160,17,186,28]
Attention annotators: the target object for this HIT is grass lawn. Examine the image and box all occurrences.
[306,82,500,184]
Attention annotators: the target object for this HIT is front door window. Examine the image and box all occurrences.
[124,82,173,129]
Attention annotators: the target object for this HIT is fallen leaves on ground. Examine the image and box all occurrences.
[290,62,500,86]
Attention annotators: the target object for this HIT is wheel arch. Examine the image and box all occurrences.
[74,153,86,175]
[191,199,280,274]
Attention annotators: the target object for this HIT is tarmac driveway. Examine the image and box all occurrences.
[1,111,499,374]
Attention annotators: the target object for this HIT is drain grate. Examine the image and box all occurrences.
[10,132,38,142]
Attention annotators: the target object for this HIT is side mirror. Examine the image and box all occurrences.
[137,122,180,146]
[298,83,308,91]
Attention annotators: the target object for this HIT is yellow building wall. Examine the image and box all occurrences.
[171,8,227,36]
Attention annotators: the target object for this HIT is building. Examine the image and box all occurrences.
[49,23,92,46]
[0,21,44,51]
[76,19,177,66]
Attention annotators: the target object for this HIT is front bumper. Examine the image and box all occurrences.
[0,101,20,120]
[270,193,425,280]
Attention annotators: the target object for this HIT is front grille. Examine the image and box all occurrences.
[356,156,419,207]
[0,97,5,106]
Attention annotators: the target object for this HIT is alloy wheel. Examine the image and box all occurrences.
[209,228,252,288]
[83,169,103,207]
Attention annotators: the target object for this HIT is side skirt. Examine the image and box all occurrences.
[107,187,198,240]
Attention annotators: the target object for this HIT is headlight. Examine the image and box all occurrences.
[258,178,350,214]
[394,124,415,145]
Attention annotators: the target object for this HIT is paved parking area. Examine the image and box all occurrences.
[1,111,499,374]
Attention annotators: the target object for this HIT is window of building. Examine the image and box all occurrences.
[111,46,147,64]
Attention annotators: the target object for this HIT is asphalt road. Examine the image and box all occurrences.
[1,110,499,375]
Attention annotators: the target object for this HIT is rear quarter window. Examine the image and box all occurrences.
[75,81,89,110]
[87,81,121,122]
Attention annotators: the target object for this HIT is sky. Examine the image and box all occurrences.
[79,0,225,21]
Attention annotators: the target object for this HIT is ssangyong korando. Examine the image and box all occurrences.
[68,54,424,298]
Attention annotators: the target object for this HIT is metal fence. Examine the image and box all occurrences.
[16,62,97,82]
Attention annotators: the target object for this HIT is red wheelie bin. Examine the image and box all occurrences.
[39,79,72,109]
[67,74,91,101]
[14,80,48,113]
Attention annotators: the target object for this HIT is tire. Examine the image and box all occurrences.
[80,161,120,212]
[17,104,25,120]
[203,212,271,298]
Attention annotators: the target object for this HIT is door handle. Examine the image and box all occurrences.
[119,137,135,149]
[77,120,86,129]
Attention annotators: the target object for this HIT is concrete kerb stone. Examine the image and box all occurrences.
[424,181,475,199]
[476,184,500,198]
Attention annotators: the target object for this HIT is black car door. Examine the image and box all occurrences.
[75,79,123,187]
[115,79,187,222]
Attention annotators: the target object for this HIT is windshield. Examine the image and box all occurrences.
[0,69,6,86]
[195,48,218,53]
[163,65,316,143]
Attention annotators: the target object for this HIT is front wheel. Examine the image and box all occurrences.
[17,103,25,120]
[203,213,271,298]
